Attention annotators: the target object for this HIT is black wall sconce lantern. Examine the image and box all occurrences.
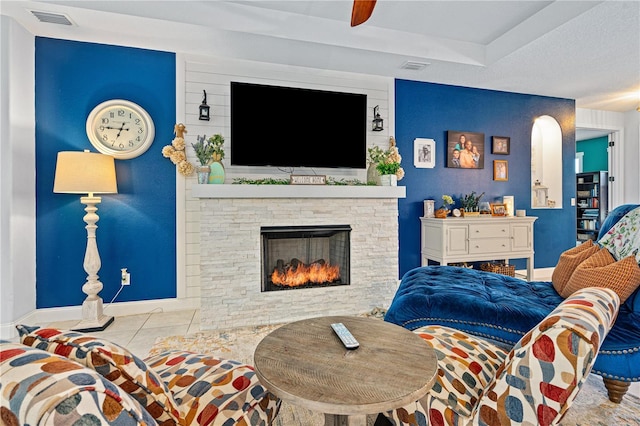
[372,105,383,131]
[199,90,210,121]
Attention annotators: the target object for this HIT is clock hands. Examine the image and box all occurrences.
[115,122,127,140]
[103,121,131,140]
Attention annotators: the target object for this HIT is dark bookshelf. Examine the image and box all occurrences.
[576,171,608,243]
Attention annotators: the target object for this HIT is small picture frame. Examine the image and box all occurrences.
[493,160,508,181]
[414,138,435,168]
[492,136,510,155]
[491,203,507,216]
[423,199,435,218]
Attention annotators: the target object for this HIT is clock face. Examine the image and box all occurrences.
[86,99,155,159]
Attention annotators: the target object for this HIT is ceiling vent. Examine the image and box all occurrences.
[30,10,74,26]
[400,61,430,71]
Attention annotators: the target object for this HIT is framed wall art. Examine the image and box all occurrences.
[493,160,508,181]
[492,136,510,155]
[446,130,484,169]
[414,138,435,168]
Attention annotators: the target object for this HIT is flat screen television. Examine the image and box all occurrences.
[231,82,367,168]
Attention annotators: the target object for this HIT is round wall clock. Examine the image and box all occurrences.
[86,99,155,159]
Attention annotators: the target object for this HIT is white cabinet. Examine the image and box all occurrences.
[421,216,537,280]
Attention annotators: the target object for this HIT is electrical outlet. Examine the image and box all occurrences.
[121,268,131,286]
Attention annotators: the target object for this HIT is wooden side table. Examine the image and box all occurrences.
[253,315,437,426]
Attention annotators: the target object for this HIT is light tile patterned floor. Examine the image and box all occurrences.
[45,309,201,358]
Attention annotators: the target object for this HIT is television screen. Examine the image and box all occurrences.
[231,82,367,168]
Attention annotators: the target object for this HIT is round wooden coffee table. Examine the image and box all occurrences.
[253,315,437,425]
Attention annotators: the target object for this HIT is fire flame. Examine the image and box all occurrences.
[271,263,340,287]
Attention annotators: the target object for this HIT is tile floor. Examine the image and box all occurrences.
[42,309,202,359]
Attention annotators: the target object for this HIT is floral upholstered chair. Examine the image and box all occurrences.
[4,325,281,425]
[383,287,620,426]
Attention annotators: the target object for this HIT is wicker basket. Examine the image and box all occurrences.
[480,262,516,277]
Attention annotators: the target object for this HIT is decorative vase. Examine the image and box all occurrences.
[380,174,397,186]
[196,165,211,184]
[367,163,381,185]
[208,161,225,184]
[479,201,491,214]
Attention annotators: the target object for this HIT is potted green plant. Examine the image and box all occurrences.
[367,146,386,185]
[192,134,225,184]
[373,137,404,186]
[460,191,484,216]
[207,134,225,163]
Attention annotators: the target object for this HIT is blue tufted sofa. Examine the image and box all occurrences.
[385,204,640,403]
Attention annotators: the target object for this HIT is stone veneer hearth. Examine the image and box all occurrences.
[193,185,405,330]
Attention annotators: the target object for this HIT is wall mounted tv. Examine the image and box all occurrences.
[231,82,367,169]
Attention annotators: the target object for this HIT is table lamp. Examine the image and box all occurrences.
[54,150,118,332]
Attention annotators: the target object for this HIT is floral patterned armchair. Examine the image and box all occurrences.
[383,287,620,426]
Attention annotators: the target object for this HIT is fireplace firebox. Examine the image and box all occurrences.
[261,225,351,291]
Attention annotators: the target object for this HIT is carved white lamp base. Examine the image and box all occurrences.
[70,195,114,333]
[72,299,114,332]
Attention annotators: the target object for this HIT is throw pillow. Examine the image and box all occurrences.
[598,206,640,263]
[0,342,157,426]
[551,240,598,295]
[17,325,180,425]
[562,248,640,303]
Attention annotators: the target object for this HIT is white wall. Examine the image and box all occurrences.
[576,108,639,205]
[0,16,36,338]
[622,109,640,203]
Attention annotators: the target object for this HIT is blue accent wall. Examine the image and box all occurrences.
[577,136,608,172]
[395,80,576,276]
[35,38,177,308]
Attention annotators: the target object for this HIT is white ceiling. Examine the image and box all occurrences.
[3,0,639,120]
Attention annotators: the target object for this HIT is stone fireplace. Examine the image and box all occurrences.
[193,185,406,330]
[261,225,351,292]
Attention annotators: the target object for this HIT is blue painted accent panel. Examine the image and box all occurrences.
[35,38,177,308]
[395,80,575,277]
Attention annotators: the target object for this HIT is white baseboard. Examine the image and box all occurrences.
[515,267,554,281]
[0,297,200,340]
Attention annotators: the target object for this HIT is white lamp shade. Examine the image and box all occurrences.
[53,151,118,194]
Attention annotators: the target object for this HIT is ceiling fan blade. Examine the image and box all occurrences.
[351,0,377,27]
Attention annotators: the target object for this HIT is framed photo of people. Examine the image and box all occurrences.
[446,130,484,169]
[414,138,435,169]
[492,136,510,155]
[493,160,508,181]
[491,203,507,216]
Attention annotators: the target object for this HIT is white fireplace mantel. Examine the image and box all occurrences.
[192,184,406,199]
[195,183,405,330]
